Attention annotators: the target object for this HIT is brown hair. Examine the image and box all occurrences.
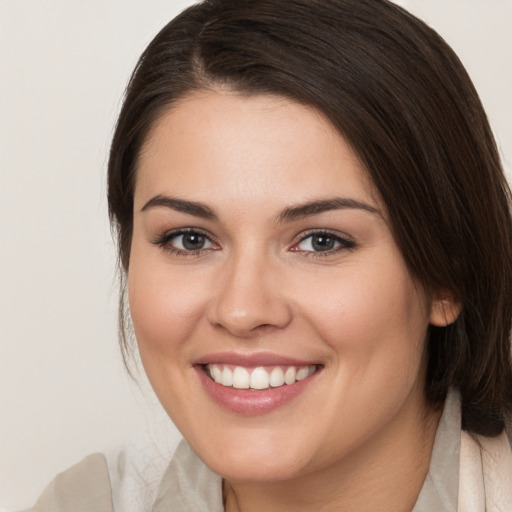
[108,0,512,436]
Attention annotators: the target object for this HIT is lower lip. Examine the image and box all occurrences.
[195,366,320,415]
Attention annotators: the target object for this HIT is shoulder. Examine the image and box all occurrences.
[21,441,222,512]
[153,440,224,512]
[21,453,113,512]
[459,421,512,510]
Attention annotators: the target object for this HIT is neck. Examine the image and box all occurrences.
[223,395,442,512]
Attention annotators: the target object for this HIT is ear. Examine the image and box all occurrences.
[429,292,461,327]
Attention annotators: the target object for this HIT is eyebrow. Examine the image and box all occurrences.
[277,197,380,223]
[141,195,217,220]
[140,194,380,222]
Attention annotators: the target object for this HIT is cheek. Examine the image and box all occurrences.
[127,247,211,361]
[291,261,430,449]
[127,254,215,422]
[295,257,430,373]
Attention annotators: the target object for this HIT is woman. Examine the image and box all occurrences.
[25,0,512,510]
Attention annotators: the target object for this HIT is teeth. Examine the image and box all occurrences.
[211,365,222,383]
[284,367,296,385]
[232,367,250,389]
[269,367,285,387]
[250,367,269,390]
[296,366,310,381]
[207,364,317,390]
[221,367,233,387]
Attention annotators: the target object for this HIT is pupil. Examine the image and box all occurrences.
[183,233,205,250]
[312,235,334,251]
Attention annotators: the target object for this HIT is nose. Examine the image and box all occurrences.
[207,251,293,338]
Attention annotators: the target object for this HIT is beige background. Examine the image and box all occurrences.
[1,1,511,509]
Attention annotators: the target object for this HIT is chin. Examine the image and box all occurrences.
[189,433,312,483]
[210,456,305,484]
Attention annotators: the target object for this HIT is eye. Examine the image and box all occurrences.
[152,229,219,254]
[292,231,355,254]
[173,232,211,251]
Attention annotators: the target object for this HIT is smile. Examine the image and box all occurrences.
[206,364,318,390]
[195,353,323,414]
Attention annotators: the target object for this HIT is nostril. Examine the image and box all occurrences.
[211,321,285,338]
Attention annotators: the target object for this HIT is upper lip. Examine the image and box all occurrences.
[193,351,321,367]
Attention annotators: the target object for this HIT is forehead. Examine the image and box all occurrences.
[134,89,380,212]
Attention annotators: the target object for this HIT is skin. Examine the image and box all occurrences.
[128,89,458,511]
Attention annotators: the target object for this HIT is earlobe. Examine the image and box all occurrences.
[429,297,461,327]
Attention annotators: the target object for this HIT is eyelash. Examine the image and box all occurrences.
[151,228,218,257]
[151,228,356,258]
[291,230,356,258]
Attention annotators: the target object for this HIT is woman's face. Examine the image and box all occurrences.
[129,90,437,482]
